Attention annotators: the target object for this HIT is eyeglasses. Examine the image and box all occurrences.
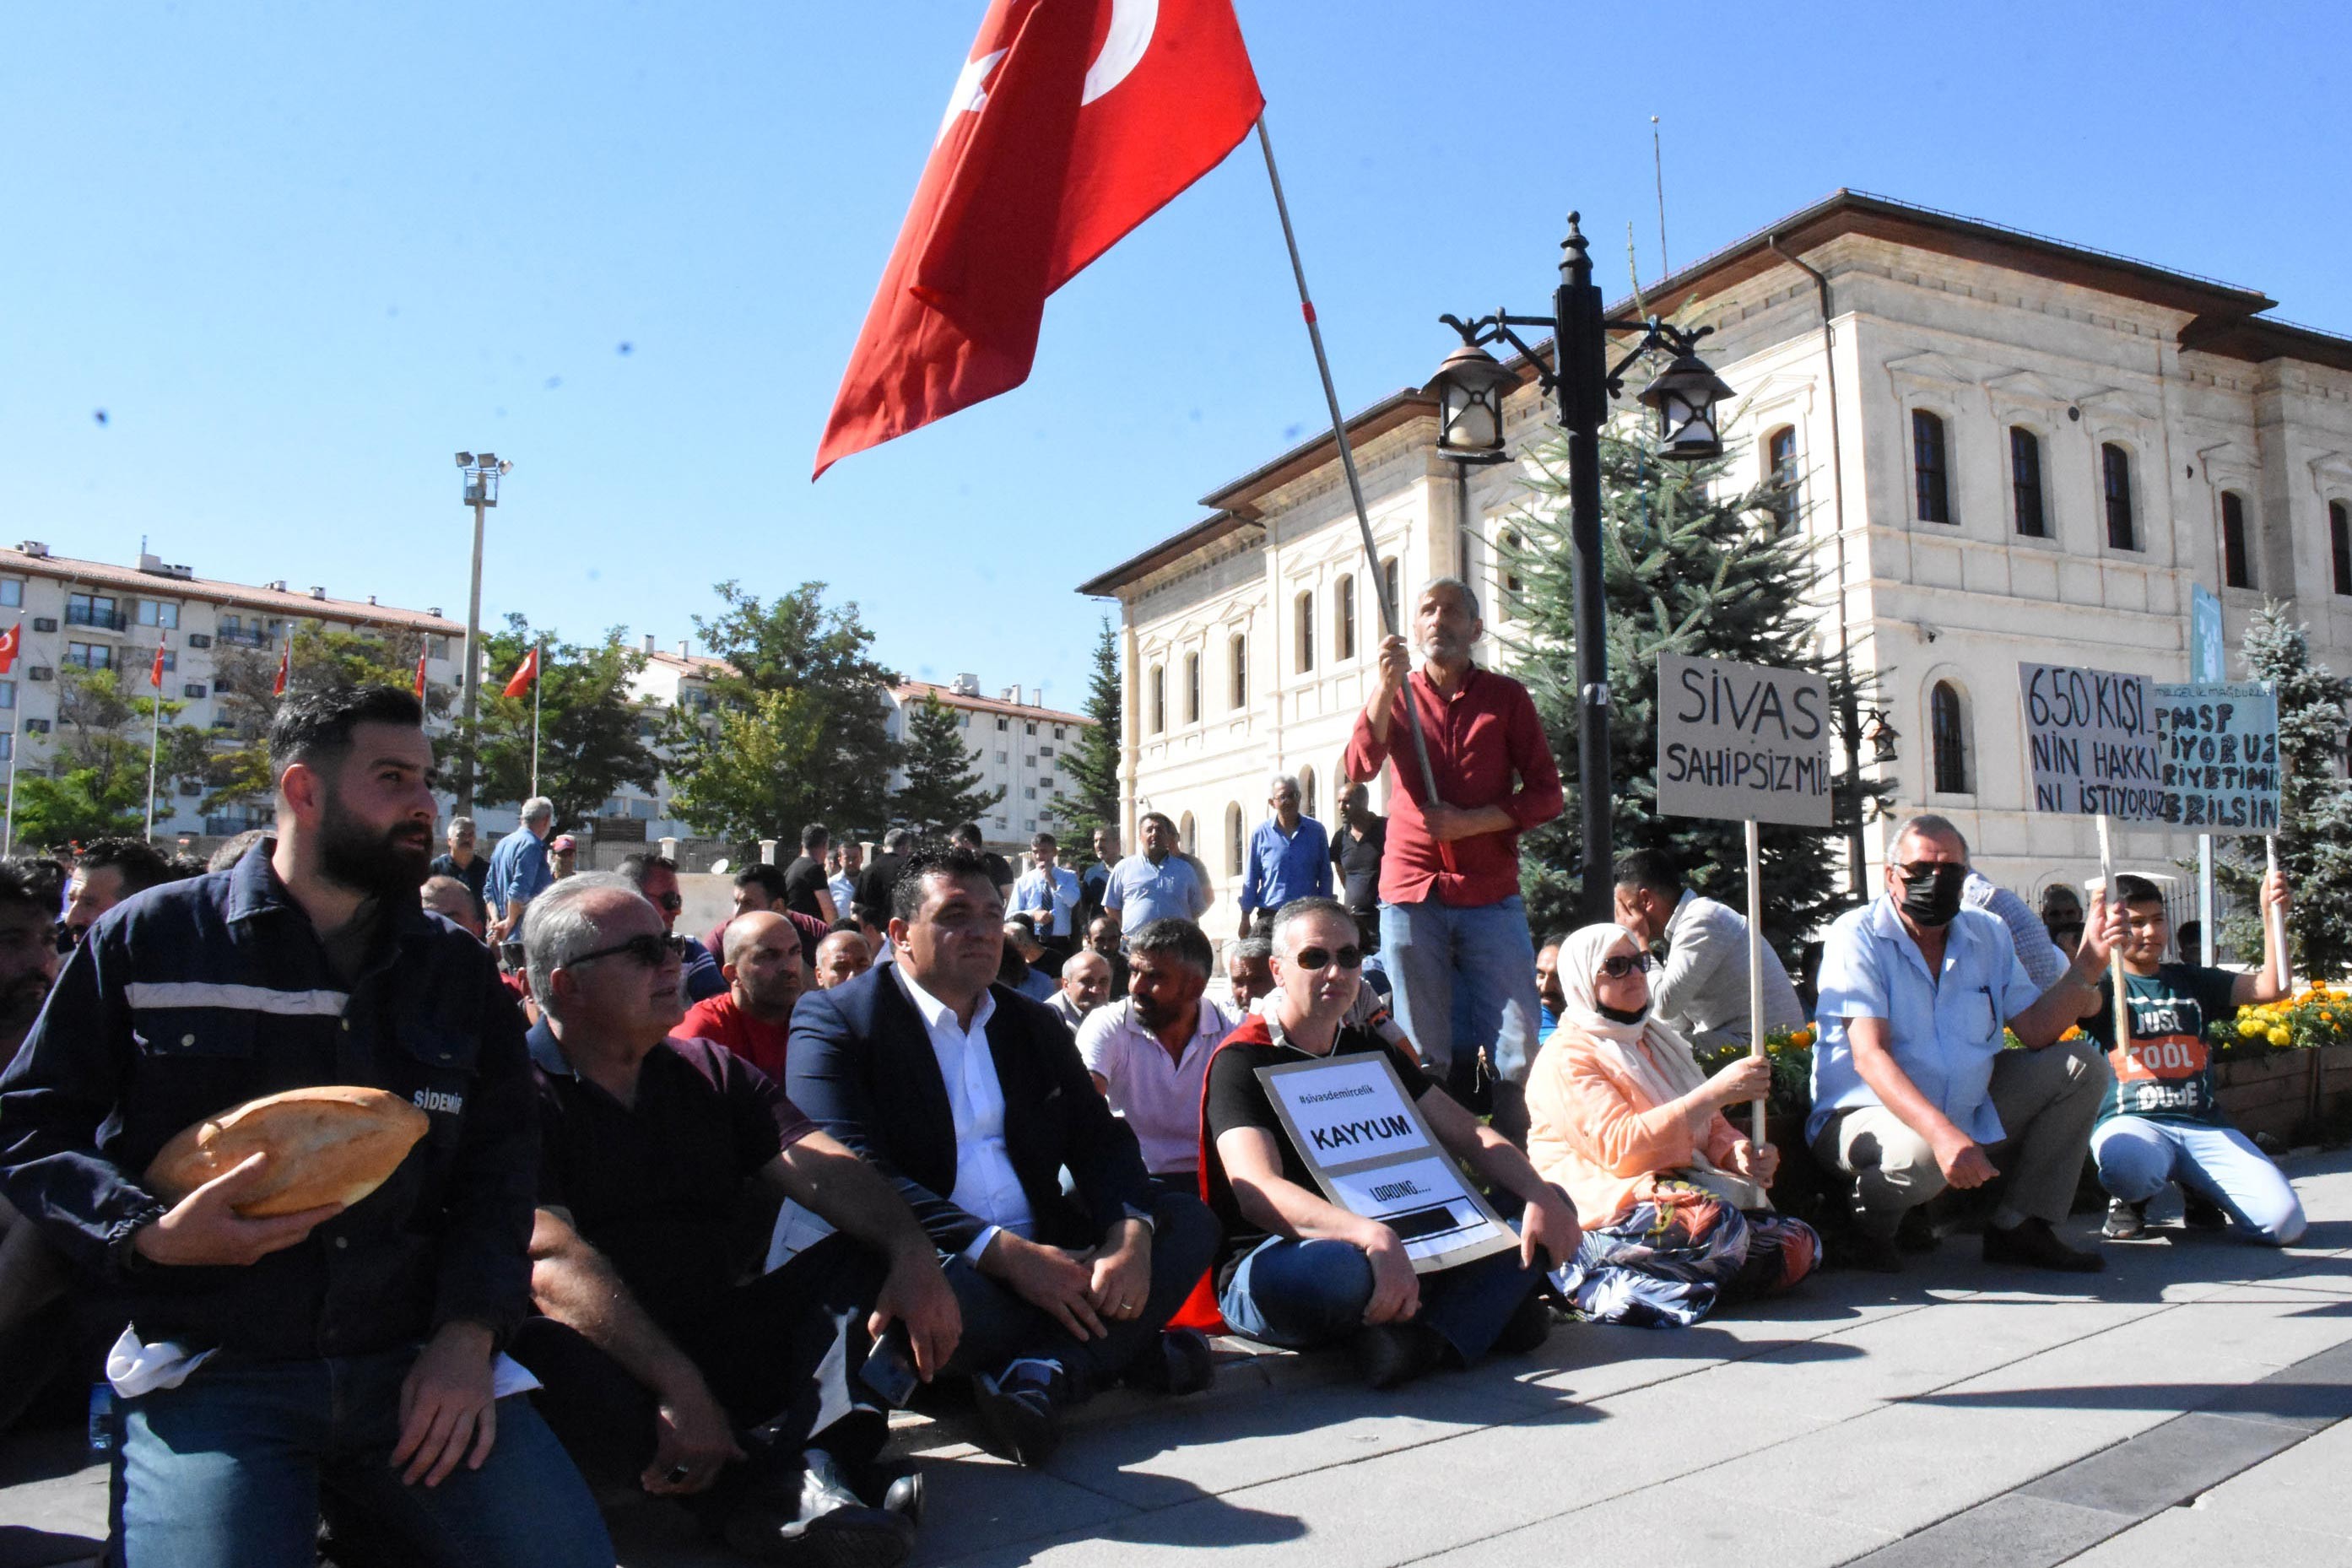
[1598,952,1654,979]
[566,932,689,970]
[1292,944,1364,971]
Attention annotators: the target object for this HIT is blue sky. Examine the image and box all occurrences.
[7,2,2346,710]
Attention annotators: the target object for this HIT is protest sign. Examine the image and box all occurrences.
[1656,653,1835,829]
[2151,682,2279,835]
[2018,662,2162,819]
[1255,1054,1516,1274]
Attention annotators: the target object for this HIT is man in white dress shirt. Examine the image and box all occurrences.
[1612,848,1805,1050]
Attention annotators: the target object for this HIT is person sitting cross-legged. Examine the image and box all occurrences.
[1203,896,1578,1389]
[512,874,962,1565]
[1526,924,1818,1327]
[787,848,1222,1468]
[2088,871,2305,1245]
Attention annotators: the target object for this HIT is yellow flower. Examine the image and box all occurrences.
[2239,1019,2266,1038]
[2268,1027,2292,1046]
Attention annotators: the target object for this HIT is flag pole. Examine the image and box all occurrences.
[1252,114,1446,812]
[529,639,543,802]
[144,645,165,841]
[2,711,18,856]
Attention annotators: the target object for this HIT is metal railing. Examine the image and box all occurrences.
[64,604,127,630]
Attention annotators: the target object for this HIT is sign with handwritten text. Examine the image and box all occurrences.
[1656,653,1834,828]
[2019,662,2161,819]
[2151,681,2279,835]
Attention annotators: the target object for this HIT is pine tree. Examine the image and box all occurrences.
[1500,424,1883,952]
[893,695,1004,835]
[2213,602,2352,976]
[1046,618,1122,844]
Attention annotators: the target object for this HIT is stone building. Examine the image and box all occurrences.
[1078,189,2352,948]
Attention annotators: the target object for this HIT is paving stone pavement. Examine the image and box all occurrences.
[5,1149,2351,1568]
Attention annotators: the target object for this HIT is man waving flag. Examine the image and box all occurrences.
[814,0,1263,478]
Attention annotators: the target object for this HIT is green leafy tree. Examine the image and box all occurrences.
[16,664,208,847]
[1045,618,1122,846]
[1500,424,1884,951]
[665,581,904,845]
[470,615,662,831]
[2213,603,2352,976]
[664,689,830,855]
[204,620,449,818]
[893,695,1004,835]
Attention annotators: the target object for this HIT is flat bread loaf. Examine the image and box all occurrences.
[144,1086,431,1217]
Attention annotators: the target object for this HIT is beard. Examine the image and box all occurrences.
[317,792,435,897]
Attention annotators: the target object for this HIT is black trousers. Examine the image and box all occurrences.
[510,1233,890,1498]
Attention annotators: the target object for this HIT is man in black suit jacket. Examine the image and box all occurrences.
[788,847,1220,1468]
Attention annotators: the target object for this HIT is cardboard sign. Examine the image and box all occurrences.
[2151,682,2279,835]
[1655,653,1835,828]
[1255,1054,1517,1275]
[2019,663,2162,819]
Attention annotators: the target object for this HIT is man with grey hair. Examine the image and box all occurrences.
[1075,919,1235,1184]
[514,873,958,1560]
[422,873,487,940]
[1809,814,2125,1273]
[1046,948,1113,1030]
[430,814,490,923]
[485,796,557,938]
[1225,934,1276,1010]
[1238,773,1331,936]
[1342,576,1562,1138]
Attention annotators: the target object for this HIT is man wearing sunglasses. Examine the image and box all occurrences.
[620,852,729,1004]
[1809,815,2124,1273]
[1204,897,1576,1390]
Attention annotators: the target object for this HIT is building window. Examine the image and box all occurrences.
[1149,665,1165,733]
[1299,765,1317,820]
[65,642,116,670]
[1930,681,1971,795]
[1025,722,1036,735]
[1765,425,1799,533]
[136,600,180,629]
[996,716,1008,731]
[1185,651,1201,724]
[958,712,970,728]
[0,680,13,710]
[2333,501,2352,596]
[2009,427,2047,538]
[1497,530,1524,622]
[1335,574,1356,661]
[1225,803,1244,877]
[2102,443,2136,550]
[1912,410,1950,524]
[2221,492,2254,589]
[1295,589,1315,673]
[1179,812,1195,854]
[155,650,177,673]
[1381,556,1400,624]
[1230,634,1247,708]
[0,581,19,608]
[67,592,123,630]
[1038,744,1054,757]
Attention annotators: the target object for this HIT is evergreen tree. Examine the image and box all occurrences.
[893,695,1004,835]
[1500,424,1883,952]
[471,616,663,833]
[2213,602,2352,976]
[1046,618,1122,844]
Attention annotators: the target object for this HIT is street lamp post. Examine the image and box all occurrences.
[1430,213,1733,922]
[453,451,512,817]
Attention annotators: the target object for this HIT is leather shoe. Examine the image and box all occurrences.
[2181,1187,2229,1230]
[1125,1327,1216,1397]
[1494,1289,1556,1355]
[722,1452,914,1568]
[1983,1218,2105,1273]
[1350,1322,1445,1390]
[973,1366,1062,1468]
[1831,1229,1904,1273]
[869,1461,924,1528]
[1896,1206,1942,1253]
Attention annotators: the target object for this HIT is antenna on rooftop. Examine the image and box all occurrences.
[1651,116,1669,280]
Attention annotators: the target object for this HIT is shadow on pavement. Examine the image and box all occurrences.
[0,1525,100,1568]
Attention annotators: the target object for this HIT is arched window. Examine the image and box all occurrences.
[1179,812,1196,855]
[2221,492,2254,589]
[1381,556,1401,627]
[1766,425,1799,533]
[1184,651,1202,723]
[1930,681,1971,795]
[1149,665,1165,733]
[2333,501,2352,597]
[1225,802,1244,878]
[2009,427,2047,538]
[1912,409,1951,523]
[1497,530,1523,622]
[1299,765,1317,821]
[1295,589,1316,673]
[1335,574,1356,661]
[1230,633,1248,707]
[2102,443,2137,550]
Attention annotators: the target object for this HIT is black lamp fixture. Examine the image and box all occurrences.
[1637,351,1738,460]
[1863,708,1901,764]
[1428,343,1518,464]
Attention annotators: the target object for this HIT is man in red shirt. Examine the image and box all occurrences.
[679,911,803,1081]
[1342,578,1563,1133]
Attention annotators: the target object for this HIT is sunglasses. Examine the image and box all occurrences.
[647,891,684,912]
[1293,944,1365,971]
[1598,952,1654,979]
[567,932,689,970]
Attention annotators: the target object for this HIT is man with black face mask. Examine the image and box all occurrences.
[1808,815,2123,1274]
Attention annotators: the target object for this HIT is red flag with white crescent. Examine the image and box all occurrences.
[501,644,540,699]
[414,648,429,700]
[814,0,1263,478]
[150,641,166,690]
[0,623,19,676]
[273,642,289,697]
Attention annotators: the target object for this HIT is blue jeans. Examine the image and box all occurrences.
[2092,1116,2307,1245]
[1217,1236,1538,1363]
[111,1346,612,1568]
[1379,895,1542,1083]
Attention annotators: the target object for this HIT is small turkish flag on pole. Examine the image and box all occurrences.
[414,648,429,700]
[273,641,290,698]
[0,624,19,677]
[814,0,1262,478]
[501,644,539,699]
[150,641,167,690]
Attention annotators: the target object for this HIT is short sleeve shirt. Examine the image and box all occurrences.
[1076,996,1238,1176]
[1103,853,1207,931]
[2085,963,2240,1126]
[782,857,831,919]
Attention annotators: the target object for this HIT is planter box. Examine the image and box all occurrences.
[2215,1043,2352,1142]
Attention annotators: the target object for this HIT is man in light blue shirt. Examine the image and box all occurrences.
[1961,869,2068,992]
[1009,831,1083,943]
[1810,815,2120,1274]
[1102,813,1209,935]
[1237,774,1331,934]
[484,796,555,937]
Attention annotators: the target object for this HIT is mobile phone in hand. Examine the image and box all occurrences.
[860,1322,919,1408]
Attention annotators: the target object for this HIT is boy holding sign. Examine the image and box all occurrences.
[2084,872,2303,1245]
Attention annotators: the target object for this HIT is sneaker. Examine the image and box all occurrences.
[2102,1198,2148,1241]
[1983,1218,2105,1273]
[2181,1188,2229,1230]
[1349,1322,1445,1390]
[972,1365,1062,1469]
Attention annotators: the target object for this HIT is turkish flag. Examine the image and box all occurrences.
[414,648,429,700]
[273,643,289,697]
[0,623,19,676]
[150,642,166,689]
[814,0,1263,478]
[501,644,539,699]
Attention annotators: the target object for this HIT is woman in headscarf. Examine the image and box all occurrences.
[1524,923,1818,1327]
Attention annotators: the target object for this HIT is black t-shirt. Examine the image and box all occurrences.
[534,1035,814,1331]
[428,852,491,916]
[854,853,904,920]
[781,856,831,919]
[981,851,1016,891]
[2085,963,2241,1126]
[1201,1014,1433,1284]
[1331,814,1387,911]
